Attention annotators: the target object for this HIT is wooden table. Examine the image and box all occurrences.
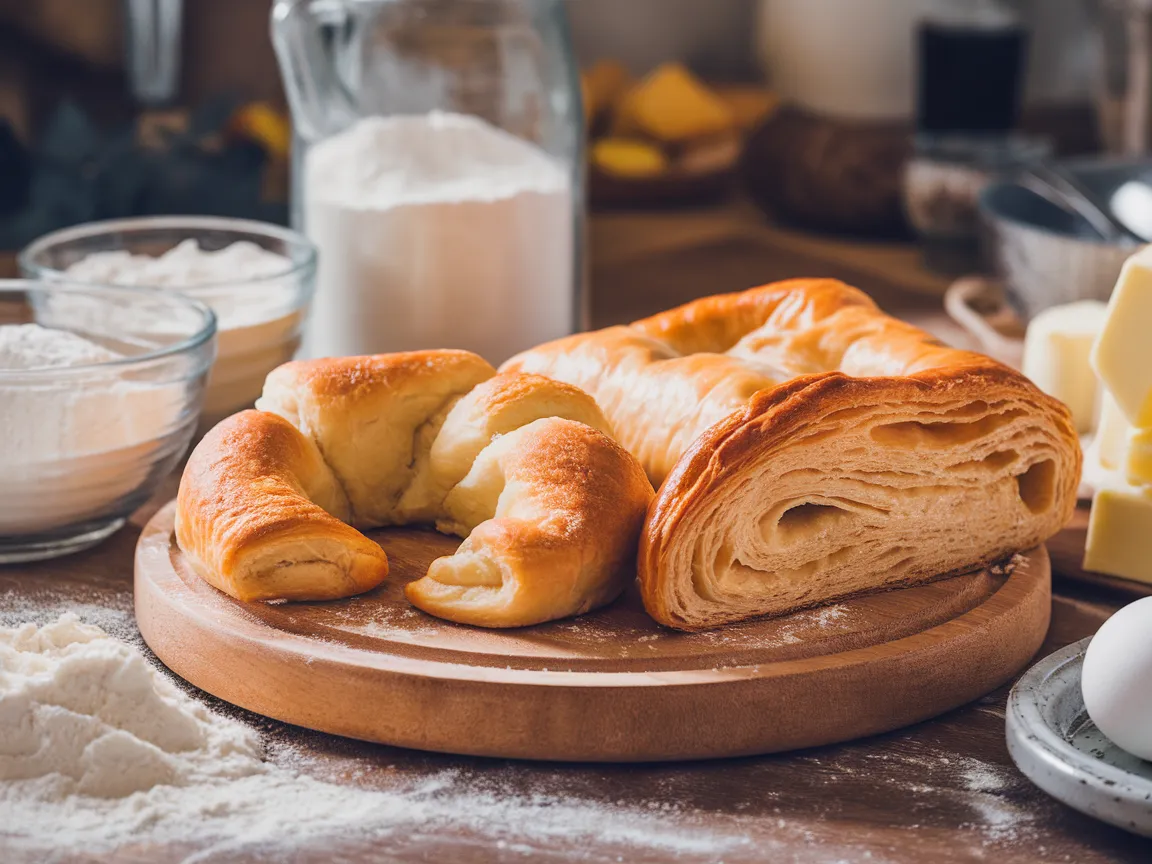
[3,206,1150,864]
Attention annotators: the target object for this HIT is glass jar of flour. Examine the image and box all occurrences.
[272,0,584,364]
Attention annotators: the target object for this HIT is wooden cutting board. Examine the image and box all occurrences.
[136,501,1051,762]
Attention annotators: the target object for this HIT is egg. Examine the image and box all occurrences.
[1082,596,1152,760]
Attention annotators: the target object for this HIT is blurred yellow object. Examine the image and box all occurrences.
[592,138,669,178]
[714,86,781,133]
[611,63,735,144]
[1126,426,1152,486]
[678,133,742,175]
[581,60,632,129]
[230,102,292,161]
[136,109,190,150]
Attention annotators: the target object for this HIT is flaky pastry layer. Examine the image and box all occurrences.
[504,279,1080,630]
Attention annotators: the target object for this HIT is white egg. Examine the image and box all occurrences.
[1082,595,1152,760]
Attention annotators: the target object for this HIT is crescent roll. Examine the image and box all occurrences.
[176,351,653,628]
[175,410,390,603]
[406,417,652,627]
[504,279,1080,630]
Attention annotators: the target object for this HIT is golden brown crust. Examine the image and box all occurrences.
[504,278,1081,630]
[405,418,653,627]
[462,373,610,427]
[638,370,1078,629]
[393,371,615,529]
[258,351,497,528]
[632,278,878,356]
[177,354,652,626]
[265,350,497,404]
[175,411,389,602]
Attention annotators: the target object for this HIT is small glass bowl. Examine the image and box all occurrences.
[19,216,317,428]
[0,280,216,562]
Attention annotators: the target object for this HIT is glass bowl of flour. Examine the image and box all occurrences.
[0,281,216,562]
[20,216,317,427]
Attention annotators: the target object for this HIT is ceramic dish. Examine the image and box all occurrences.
[1006,637,1152,837]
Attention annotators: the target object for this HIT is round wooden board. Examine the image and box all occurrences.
[136,501,1051,762]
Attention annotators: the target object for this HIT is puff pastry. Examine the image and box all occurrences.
[176,351,653,627]
[504,279,1081,630]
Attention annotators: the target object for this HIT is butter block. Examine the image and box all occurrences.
[1126,426,1152,486]
[582,60,632,128]
[591,138,669,178]
[612,63,735,144]
[1096,392,1132,472]
[1023,301,1108,434]
[1084,486,1152,584]
[1091,246,1152,427]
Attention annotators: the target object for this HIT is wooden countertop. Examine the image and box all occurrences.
[2,206,1150,864]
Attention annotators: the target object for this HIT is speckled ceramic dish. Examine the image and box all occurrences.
[1006,638,1152,836]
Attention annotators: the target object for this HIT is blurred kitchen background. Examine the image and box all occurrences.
[0,0,1149,308]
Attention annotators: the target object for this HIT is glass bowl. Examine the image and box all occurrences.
[0,281,216,562]
[20,216,317,427]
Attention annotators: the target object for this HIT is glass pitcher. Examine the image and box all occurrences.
[271,0,584,363]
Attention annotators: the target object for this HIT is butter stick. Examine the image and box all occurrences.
[1126,427,1152,486]
[1091,246,1152,427]
[1023,301,1107,435]
[1096,392,1131,472]
[1084,485,1152,584]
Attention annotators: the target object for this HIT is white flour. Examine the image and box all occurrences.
[0,615,262,797]
[0,324,120,370]
[0,325,179,534]
[0,601,1062,862]
[0,616,750,860]
[65,239,305,420]
[64,239,294,329]
[303,112,574,364]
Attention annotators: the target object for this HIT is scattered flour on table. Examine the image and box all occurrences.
[0,616,750,859]
[852,745,1030,843]
[0,600,1052,861]
[0,596,137,643]
[959,755,1012,794]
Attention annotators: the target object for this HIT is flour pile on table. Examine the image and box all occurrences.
[0,615,748,859]
[0,615,265,798]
